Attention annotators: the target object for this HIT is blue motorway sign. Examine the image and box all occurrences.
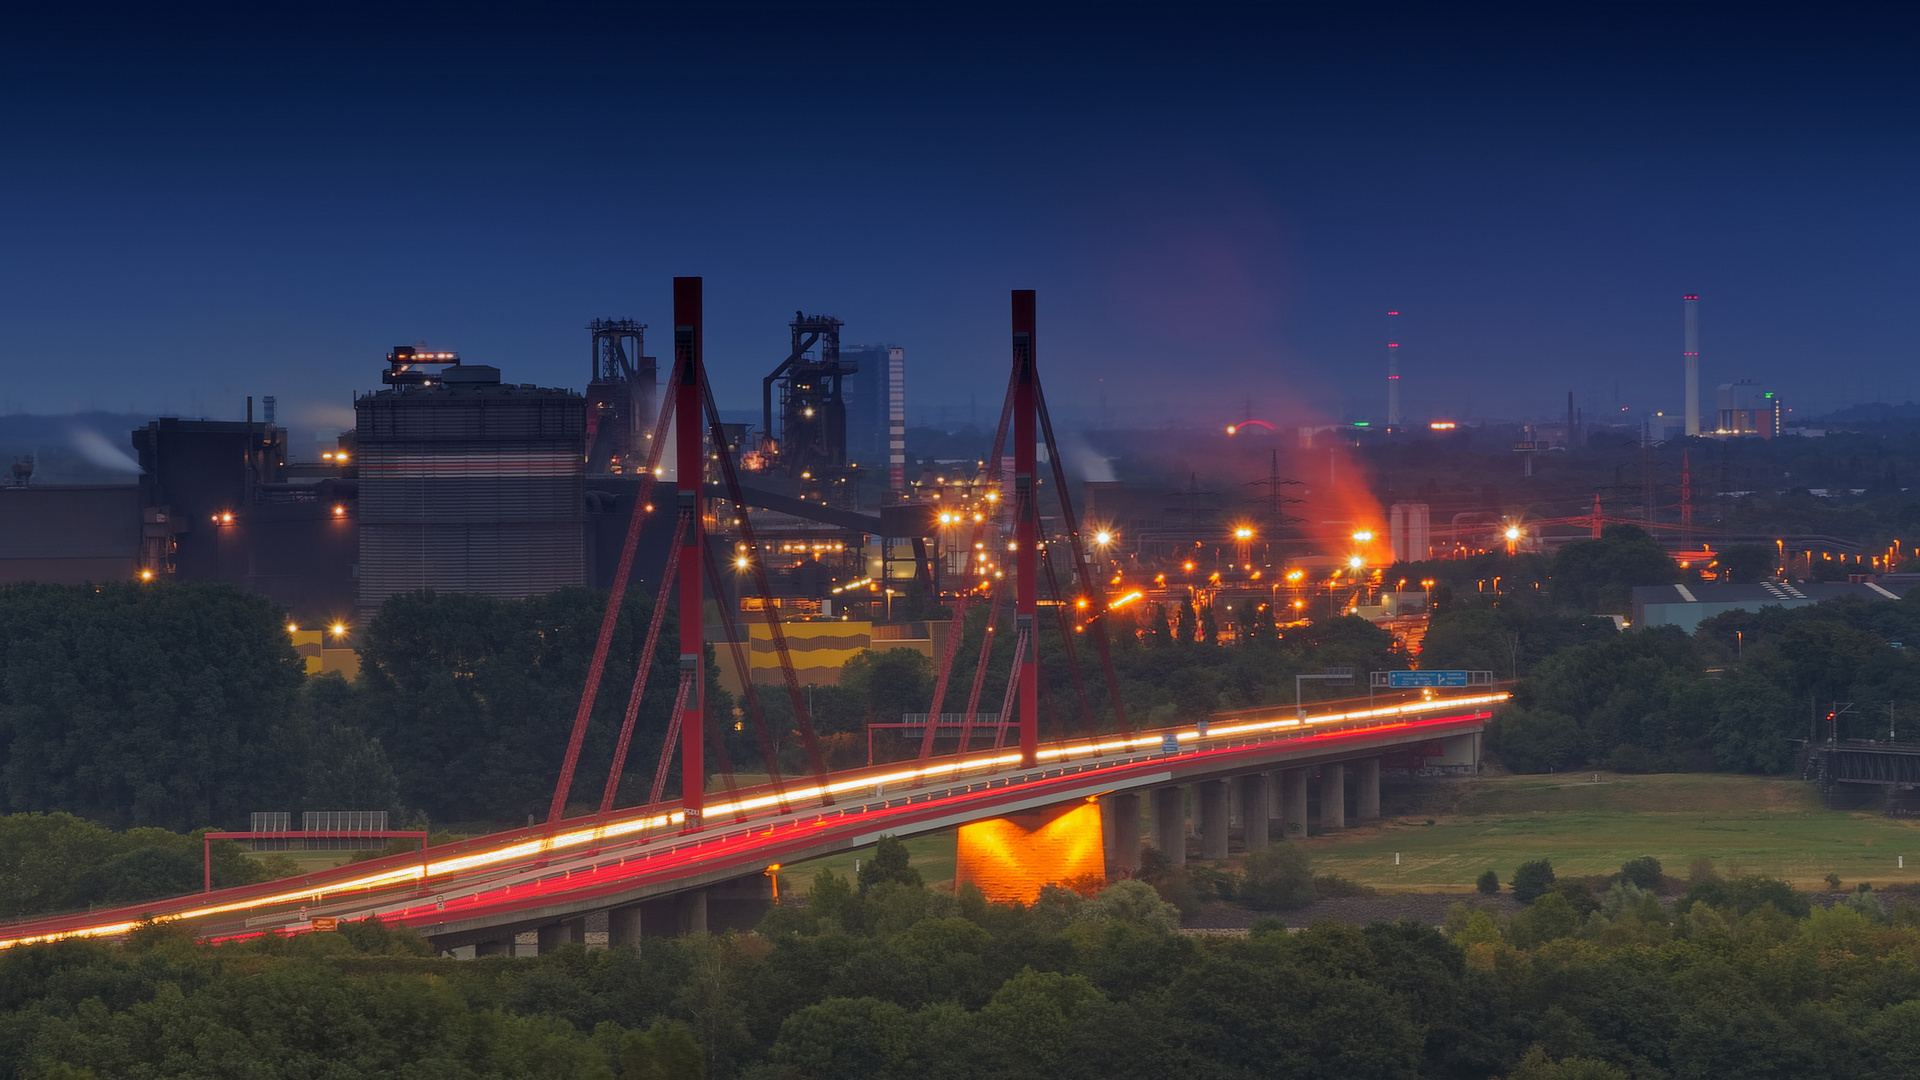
[1387,670,1471,688]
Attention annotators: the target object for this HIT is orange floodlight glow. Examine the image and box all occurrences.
[954,802,1105,903]
[1429,421,1457,430]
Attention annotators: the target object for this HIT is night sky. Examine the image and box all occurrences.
[3,2,1915,446]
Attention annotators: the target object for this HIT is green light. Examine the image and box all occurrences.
[1352,421,1370,427]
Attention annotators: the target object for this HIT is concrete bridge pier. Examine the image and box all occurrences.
[1198,779,1231,860]
[1150,786,1186,866]
[1236,773,1270,849]
[537,921,577,952]
[1281,768,1309,837]
[1357,757,1381,820]
[1320,764,1346,830]
[610,905,644,946]
[1103,792,1142,878]
[679,890,709,935]
[513,930,538,957]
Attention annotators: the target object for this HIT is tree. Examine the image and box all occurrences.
[0,582,305,829]
[858,835,921,892]
[1619,856,1662,890]
[839,649,935,729]
[1241,843,1316,910]
[1548,525,1679,614]
[621,1019,705,1080]
[1477,869,1501,895]
[1489,706,1584,773]
[1511,859,1556,904]
[1717,544,1775,584]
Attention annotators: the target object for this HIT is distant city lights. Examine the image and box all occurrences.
[1429,421,1457,430]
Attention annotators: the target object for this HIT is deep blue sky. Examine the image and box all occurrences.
[2,2,1915,449]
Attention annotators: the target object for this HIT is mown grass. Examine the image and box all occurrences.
[1309,772,1920,891]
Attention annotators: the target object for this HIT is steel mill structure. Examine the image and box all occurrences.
[354,346,587,613]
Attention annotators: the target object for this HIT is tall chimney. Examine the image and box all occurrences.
[1683,295,1700,437]
[1386,310,1401,429]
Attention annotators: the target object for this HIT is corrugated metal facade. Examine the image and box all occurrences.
[356,385,587,611]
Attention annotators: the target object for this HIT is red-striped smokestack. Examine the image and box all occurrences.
[1386,310,1401,429]
[1683,295,1700,437]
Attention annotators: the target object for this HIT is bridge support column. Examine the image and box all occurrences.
[610,905,644,946]
[1237,773,1270,849]
[582,911,611,949]
[1198,779,1230,860]
[1103,792,1141,878]
[538,921,577,953]
[1281,768,1308,837]
[1357,758,1381,820]
[513,930,538,958]
[1150,786,1186,866]
[679,890,709,935]
[1320,764,1346,830]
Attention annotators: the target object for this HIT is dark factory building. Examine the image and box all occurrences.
[354,347,588,614]
[0,484,141,585]
[133,416,359,624]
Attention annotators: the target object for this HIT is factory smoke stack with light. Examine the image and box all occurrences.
[1683,294,1700,438]
[1386,310,1401,430]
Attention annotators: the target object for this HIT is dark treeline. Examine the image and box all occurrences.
[4,867,1919,1079]
[0,582,712,831]
[0,579,1407,834]
[1,524,1906,833]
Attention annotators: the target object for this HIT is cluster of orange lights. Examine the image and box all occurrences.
[319,451,350,462]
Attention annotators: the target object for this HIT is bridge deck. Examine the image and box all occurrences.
[0,693,1502,949]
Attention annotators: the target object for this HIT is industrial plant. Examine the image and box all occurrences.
[0,288,1895,685]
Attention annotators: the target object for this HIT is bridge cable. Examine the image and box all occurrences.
[954,571,1008,754]
[548,352,687,823]
[991,626,1030,750]
[647,673,696,808]
[700,539,793,814]
[917,364,1022,761]
[699,370,836,802]
[1033,375,1132,735]
[597,510,688,815]
[1039,542,1102,745]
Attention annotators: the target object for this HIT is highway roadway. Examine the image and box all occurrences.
[0,691,1504,950]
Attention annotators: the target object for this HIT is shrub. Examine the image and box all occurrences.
[1620,856,1663,890]
[1511,859,1557,905]
[1677,875,1811,919]
[1080,879,1182,932]
[1312,874,1375,899]
[1241,844,1315,910]
[1476,869,1501,895]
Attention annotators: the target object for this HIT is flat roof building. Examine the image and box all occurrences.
[1633,580,1910,633]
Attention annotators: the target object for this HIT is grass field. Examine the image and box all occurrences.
[1308,772,1920,891]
